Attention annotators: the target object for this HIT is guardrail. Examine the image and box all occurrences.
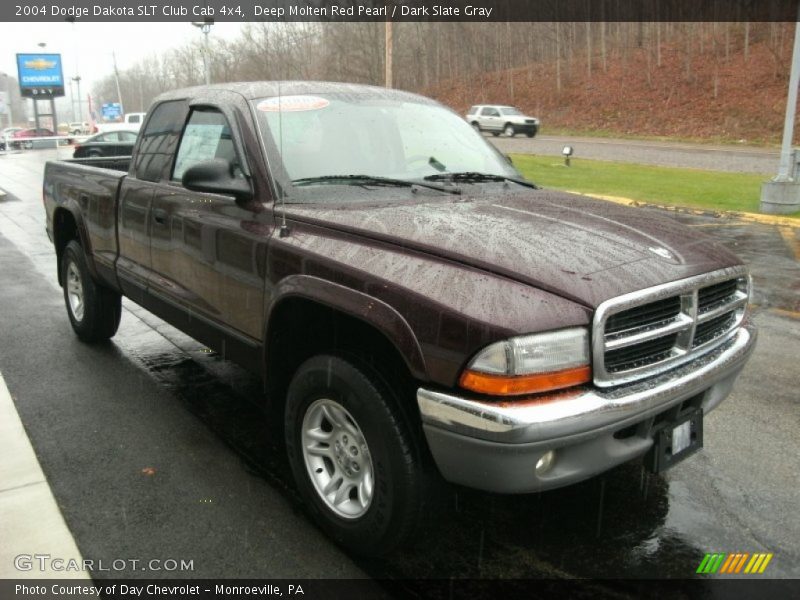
[0,133,92,155]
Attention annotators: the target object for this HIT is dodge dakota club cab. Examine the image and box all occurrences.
[43,82,756,555]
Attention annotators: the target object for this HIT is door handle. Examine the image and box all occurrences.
[152,208,168,225]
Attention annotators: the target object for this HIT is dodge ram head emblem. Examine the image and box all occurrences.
[648,246,675,260]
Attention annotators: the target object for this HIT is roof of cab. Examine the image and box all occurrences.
[153,81,437,105]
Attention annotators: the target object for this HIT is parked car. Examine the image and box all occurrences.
[466,104,540,137]
[72,130,137,158]
[68,122,91,135]
[43,82,756,556]
[12,127,59,149]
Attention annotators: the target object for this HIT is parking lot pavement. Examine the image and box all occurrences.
[0,149,798,585]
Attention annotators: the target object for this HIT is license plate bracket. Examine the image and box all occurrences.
[646,408,704,474]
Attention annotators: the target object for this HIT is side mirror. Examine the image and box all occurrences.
[181,158,252,202]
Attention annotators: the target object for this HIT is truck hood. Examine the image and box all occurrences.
[286,189,742,308]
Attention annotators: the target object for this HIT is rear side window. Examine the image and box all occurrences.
[481,107,500,117]
[134,100,188,182]
[172,108,241,181]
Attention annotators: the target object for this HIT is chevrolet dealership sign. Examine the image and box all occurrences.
[16,53,65,99]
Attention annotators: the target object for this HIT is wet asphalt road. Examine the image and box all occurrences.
[0,148,798,588]
[489,134,778,174]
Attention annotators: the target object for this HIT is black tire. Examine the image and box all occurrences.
[504,123,516,137]
[470,121,481,133]
[284,355,425,556]
[61,240,121,343]
[525,131,536,138]
[491,131,500,137]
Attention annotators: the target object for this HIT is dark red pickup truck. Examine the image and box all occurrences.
[43,82,756,554]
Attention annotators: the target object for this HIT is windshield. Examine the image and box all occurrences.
[500,107,523,116]
[252,93,519,190]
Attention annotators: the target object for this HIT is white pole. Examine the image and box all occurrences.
[777,8,800,181]
[385,21,393,88]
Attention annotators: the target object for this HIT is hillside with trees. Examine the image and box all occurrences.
[92,21,798,144]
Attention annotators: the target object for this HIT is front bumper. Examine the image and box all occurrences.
[417,324,756,493]
[513,123,538,135]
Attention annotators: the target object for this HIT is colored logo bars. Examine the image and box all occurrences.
[697,552,774,574]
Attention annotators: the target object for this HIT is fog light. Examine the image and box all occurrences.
[536,450,555,475]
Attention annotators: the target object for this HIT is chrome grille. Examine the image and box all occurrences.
[593,268,750,387]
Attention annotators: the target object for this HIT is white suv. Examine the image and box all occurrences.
[465,105,540,138]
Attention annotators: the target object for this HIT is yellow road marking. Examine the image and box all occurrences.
[571,191,800,228]
[779,226,800,260]
[687,222,746,227]
[769,308,800,320]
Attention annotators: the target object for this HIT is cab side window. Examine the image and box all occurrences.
[172,108,242,181]
[135,100,188,182]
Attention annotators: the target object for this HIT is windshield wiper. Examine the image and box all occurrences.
[423,172,537,188]
[292,174,461,195]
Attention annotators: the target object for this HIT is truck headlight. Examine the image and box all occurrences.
[459,328,591,396]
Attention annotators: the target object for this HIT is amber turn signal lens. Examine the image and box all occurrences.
[459,365,591,396]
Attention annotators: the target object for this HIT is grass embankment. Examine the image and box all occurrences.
[511,154,800,220]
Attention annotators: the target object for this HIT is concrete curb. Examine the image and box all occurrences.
[571,191,800,228]
[0,372,89,579]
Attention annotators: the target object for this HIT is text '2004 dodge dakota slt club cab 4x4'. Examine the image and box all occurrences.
[43,82,756,554]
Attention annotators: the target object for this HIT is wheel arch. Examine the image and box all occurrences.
[263,275,428,409]
[53,207,95,286]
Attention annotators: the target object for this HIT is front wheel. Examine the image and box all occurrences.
[61,240,121,342]
[284,355,425,556]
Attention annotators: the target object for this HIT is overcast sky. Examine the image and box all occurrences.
[0,21,246,87]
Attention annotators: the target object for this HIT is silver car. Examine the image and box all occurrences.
[465,104,540,138]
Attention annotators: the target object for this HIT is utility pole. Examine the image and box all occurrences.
[192,20,213,85]
[385,21,393,88]
[69,18,82,123]
[72,76,82,122]
[760,10,800,214]
[112,50,124,114]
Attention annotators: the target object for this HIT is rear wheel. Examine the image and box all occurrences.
[284,355,425,556]
[471,121,481,134]
[61,240,121,342]
[504,123,516,137]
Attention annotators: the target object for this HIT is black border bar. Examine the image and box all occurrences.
[2,578,799,600]
[3,0,799,23]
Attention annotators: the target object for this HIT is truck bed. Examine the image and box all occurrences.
[64,156,131,172]
[43,158,129,291]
